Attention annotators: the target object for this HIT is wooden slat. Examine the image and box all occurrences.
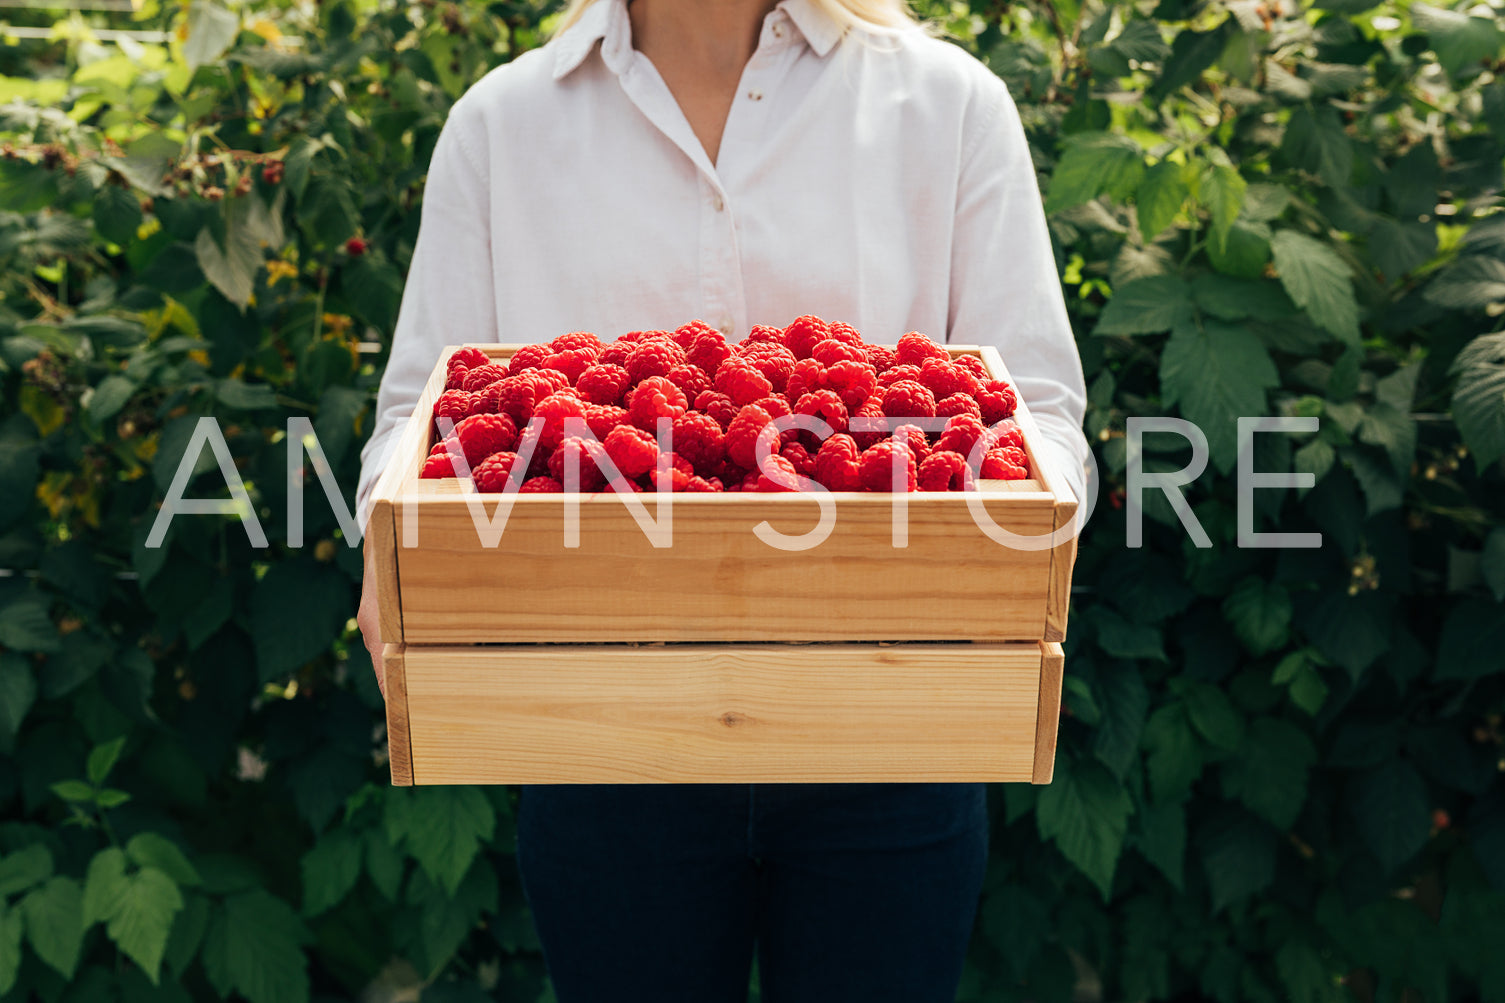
[400,642,1044,784]
[383,643,413,786]
[1032,641,1065,784]
[1044,503,1080,643]
[369,499,402,645]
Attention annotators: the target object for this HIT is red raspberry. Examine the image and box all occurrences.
[865,344,898,372]
[675,319,719,349]
[685,475,724,492]
[532,392,587,448]
[881,380,936,420]
[918,451,973,492]
[826,321,864,346]
[462,363,510,392]
[990,419,1026,452]
[471,451,523,492]
[858,440,917,492]
[507,343,552,375]
[992,444,1029,468]
[977,380,1018,423]
[627,376,689,433]
[448,413,518,464]
[715,356,774,406]
[755,454,801,492]
[814,434,862,491]
[725,404,779,469]
[736,470,763,492]
[686,331,733,375]
[550,331,603,353]
[584,403,629,440]
[576,363,631,405]
[626,339,686,383]
[785,358,827,402]
[345,236,367,257]
[891,424,932,464]
[548,436,608,490]
[917,358,965,399]
[603,425,660,480]
[742,344,797,394]
[878,364,924,388]
[598,340,633,368]
[518,476,564,493]
[956,355,989,381]
[420,453,458,478]
[670,412,725,471]
[694,390,740,431]
[665,362,711,401]
[445,361,471,391]
[491,373,553,423]
[433,390,473,425]
[811,339,866,367]
[450,346,490,370]
[981,448,1030,480]
[781,315,829,359]
[896,331,948,367]
[754,396,792,421]
[607,477,642,494]
[543,347,598,383]
[780,441,816,478]
[936,414,990,459]
[935,393,982,421]
[826,360,877,412]
[793,390,849,437]
[746,324,784,345]
[535,368,572,395]
[851,396,887,449]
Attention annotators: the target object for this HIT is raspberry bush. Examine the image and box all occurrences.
[0,1,1503,1002]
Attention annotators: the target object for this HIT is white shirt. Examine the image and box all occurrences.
[355,0,1090,521]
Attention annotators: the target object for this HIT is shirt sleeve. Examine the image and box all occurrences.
[355,100,496,529]
[947,73,1091,512]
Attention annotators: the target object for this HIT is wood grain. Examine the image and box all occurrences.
[383,643,413,786]
[1032,641,1065,784]
[399,642,1045,784]
[368,498,402,645]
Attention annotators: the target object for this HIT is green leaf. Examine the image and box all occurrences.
[87,736,126,786]
[0,591,60,653]
[1368,218,1438,281]
[1222,579,1292,656]
[51,779,96,803]
[1349,760,1429,871]
[1132,799,1186,889]
[1095,275,1194,336]
[250,558,352,682]
[1150,22,1230,99]
[1093,665,1150,779]
[194,219,258,311]
[0,652,35,755]
[1136,160,1191,239]
[1281,105,1353,188]
[1483,528,1505,603]
[1276,940,1347,1003]
[1036,758,1132,899]
[1220,718,1316,829]
[1197,164,1245,255]
[1183,682,1245,752]
[214,379,278,411]
[343,251,404,332]
[125,834,201,889]
[1273,651,1329,715]
[0,902,20,997]
[1208,218,1273,278]
[105,868,183,981]
[1427,256,1505,310]
[1436,598,1505,681]
[1271,230,1361,345]
[21,876,84,979]
[1046,133,1145,214]
[0,420,41,530]
[202,890,312,1003]
[0,843,53,897]
[300,827,362,916]
[87,375,137,424]
[1091,607,1167,661]
[364,828,404,902]
[93,184,144,246]
[405,862,499,978]
[182,0,240,72]
[1412,3,1504,75]
[1144,704,1203,803]
[1199,811,1276,912]
[1297,591,1393,682]
[1191,273,1296,321]
[1449,332,1505,470]
[385,787,496,896]
[1159,318,1278,474]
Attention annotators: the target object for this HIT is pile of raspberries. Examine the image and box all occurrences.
[420,317,1031,493]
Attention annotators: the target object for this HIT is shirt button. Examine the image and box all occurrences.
[772,23,784,37]
[712,193,725,212]
[747,90,763,101]
[717,318,734,336]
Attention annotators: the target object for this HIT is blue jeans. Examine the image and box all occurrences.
[515,782,988,1002]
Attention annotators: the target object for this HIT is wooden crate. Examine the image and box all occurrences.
[383,640,1065,785]
[368,345,1080,645]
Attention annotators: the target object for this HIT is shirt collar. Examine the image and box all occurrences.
[551,0,844,81]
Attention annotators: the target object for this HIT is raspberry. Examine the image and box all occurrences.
[851,396,888,449]
[935,393,982,420]
[742,344,797,394]
[754,396,792,422]
[725,404,779,469]
[518,476,564,493]
[785,358,827,402]
[918,451,973,492]
[543,347,598,383]
[780,441,815,478]
[670,412,724,471]
[993,444,1029,467]
[448,413,518,464]
[626,376,688,433]
[811,339,866,367]
[917,358,966,399]
[896,331,948,367]
[532,392,587,448]
[981,448,1030,480]
[825,360,878,412]
[936,414,990,459]
[674,319,719,349]
[745,324,784,345]
[648,452,695,491]
[891,424,932,464]
[575,363,631,405]
[472,451,522,492]
[755,454,801,492]
[694,390,740,431]
[535,369,572,395]
[584,403,629,440]
[607,477,642,493]
[664,362,711,402]
[826,321,864,346]
[686,331,733,375]
[881,380,936,420]
[735,470,762,492]
[793,390,849,437]
[462,363,509,392]
[550,331,603,353]
[603,425,660,479]
[715,356,774,406]
[450,346,490,370]
[956,355,990,381]
[814,434,862,491]
[598,340,633,368]
[433,390,473,425]
[781,315,829,359]
[990,419,1026,451]
[858,440,917,492]
[977,380,1018,424]
[626,339,686,383]
[548,436,608,490]
[490,373,553,423]
[685,475,724,492]
[445,360,471,391]
[507,343,552,375]
[865,344,898,373]
[420,453,459,478]
[878,364,923,388]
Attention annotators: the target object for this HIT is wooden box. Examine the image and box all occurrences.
[368,343,1079,785]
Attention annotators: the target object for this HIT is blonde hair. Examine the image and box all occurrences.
[551,0,920,38]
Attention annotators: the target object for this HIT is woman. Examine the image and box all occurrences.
[355,0,1089,998]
